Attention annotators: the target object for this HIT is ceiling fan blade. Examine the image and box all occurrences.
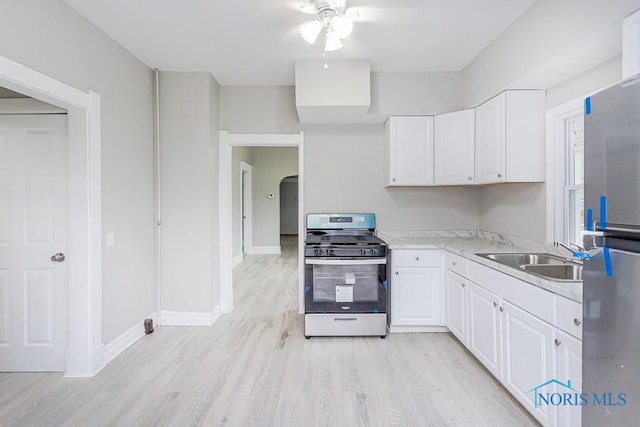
[345,6,418,24]
[288,1,317,15]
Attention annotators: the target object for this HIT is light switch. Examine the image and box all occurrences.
[106,232,115,247]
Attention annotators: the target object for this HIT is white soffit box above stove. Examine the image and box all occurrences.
[295,59,383,124]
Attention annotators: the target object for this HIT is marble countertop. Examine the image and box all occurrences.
[378,230,582,303]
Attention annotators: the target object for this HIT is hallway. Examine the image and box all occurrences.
[0,236,536,426]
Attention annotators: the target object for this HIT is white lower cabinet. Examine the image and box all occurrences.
[445,270,467,345]
[391,267,442,326]
[467,282,502,379]
[389,250,444,331]
[445,254,584,427]
[501,300,555,426]
[555,330,582,427]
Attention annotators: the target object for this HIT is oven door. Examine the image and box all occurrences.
[304,258,387,313]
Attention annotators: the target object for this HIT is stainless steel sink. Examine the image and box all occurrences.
[477,252,570,267]
[520,264,583,281]
[476,252,582,282]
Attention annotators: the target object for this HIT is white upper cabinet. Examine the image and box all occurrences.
[475,90,546,184]
[385,116,434,186]
[434,109,475,185]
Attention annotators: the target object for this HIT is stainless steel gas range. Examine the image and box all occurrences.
[304,213,388,338]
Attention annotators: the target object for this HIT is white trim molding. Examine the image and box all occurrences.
[160,306,222,327]
[232,253,244,267]
[0,54,103,377]
[103,312,158,365]
[239,161,253,258]
[249,246,282,255]
[219,131,305,315]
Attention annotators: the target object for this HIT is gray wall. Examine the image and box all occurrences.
[231,146,252,259]
[0,0,155,343]
[280,177,298,235]
[230,146,299,258]
[220,72,480,234]
[159,71,220,313]
[250,147,298,248]
[463,0,640,242]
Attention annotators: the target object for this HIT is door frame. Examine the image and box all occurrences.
[0,54,104,377]
[219,131,305,314]
[239,161,253,258]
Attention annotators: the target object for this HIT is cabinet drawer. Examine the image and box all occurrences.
[557,297,583,340]
[445,252,468,277]
[392,250,441,267]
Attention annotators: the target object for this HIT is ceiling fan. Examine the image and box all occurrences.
[298,0,354,52]
[295,0,418,53]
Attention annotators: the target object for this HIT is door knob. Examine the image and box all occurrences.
[50,252,66,263]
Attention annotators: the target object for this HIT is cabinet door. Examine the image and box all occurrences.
[386,116,434,186]
[555,330,582,427]
[475,92,506,184]
[501,300,555,426]
[391,267,441,326]
[434,109,475,185]
[468,282,501,379]
[445,270,467,345]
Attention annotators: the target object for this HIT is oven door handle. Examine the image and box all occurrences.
[305,258,387,265]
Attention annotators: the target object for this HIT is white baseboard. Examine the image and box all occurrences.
[249,245,281,254]
[232,253,244,267]
[160,305,221,326]
[388,325,449,333]
[103,311,158,366]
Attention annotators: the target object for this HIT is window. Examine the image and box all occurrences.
[563,114,584,246]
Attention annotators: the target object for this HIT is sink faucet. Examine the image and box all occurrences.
[554,241,585,256]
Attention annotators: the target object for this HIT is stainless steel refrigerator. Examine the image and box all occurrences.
[583,74,640,426]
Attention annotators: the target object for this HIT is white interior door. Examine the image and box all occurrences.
[0,114,67,372]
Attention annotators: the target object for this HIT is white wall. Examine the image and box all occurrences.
[0,0,155,343]
[159,71,220,314]
[250,147,298,249]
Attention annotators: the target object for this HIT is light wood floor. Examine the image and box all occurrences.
[0,236,538,426]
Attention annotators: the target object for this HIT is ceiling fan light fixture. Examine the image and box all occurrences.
[324,30,343,51]
[331,15,353,39]
[300,19,323,44]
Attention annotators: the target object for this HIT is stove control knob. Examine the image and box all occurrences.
[360,249,366,256]
[314,249,321,256]
[328,249,333,256]
[370,249,375,255]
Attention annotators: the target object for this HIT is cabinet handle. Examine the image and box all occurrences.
[392,178,396,182]
[574,318,582,326]
[452,261,457,266]
[499,306,504,312]
[493,301,498,307]
[555,338,562,346]
[395,271,399,275]
[468,176,472,181]
[415,257,419,261]
[497,173,502,178]
[461,283,466,288]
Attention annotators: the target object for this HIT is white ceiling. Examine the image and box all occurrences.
[63,0,535,86]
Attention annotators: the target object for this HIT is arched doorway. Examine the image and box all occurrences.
[279,175,298,236]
